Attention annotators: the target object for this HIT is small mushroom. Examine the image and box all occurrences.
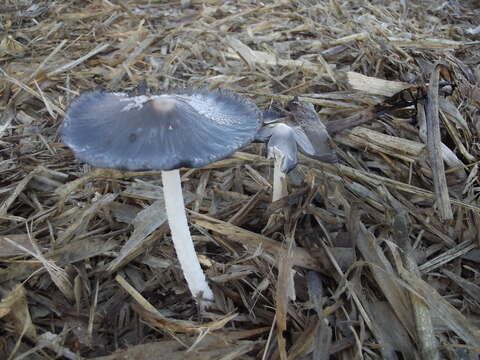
[256,123,298,201]
[60,88,261,302]
[256,100,337,201]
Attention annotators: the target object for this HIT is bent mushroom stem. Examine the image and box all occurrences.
[161,169,214,302]
[272,155,287,202]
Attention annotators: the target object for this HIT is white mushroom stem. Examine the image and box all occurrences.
[271,156,295,300]
[161,169,214,301]
[272,155,287,202]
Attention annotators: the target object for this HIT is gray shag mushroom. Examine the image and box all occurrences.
[256,122,316,201]
[61,88,261,301]
[256,123,299,201]
[256,101,336,201]
[256,122,321,173]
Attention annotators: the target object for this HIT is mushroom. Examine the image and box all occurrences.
[256,99,337,201]
[256,122,300,201]
[60,88,261,302]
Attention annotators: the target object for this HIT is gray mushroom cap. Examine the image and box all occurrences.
[256,123,301,173]
[60,89,262,171]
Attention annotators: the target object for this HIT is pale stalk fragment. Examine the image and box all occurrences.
[425,63,453,220]
[404,255,439,360]
[161,169,214,301]
[393,211,439,360]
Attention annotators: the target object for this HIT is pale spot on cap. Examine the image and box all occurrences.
[151,97,177,114]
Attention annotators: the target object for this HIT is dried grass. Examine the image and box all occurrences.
[1,0,480,359]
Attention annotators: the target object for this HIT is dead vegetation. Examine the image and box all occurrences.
[1,0,480,359]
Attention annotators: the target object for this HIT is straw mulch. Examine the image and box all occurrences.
[1,0,480,359]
